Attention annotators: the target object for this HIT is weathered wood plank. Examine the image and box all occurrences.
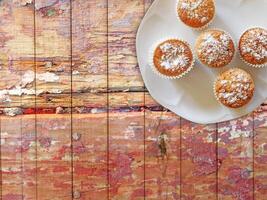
[1,116,23,200]
[72,0,107,90]
[254,106,267,199]
[0,0,34,60]
[37,161,72,200]
[181,120,217,199]
[36,114,71,161]
[145,109,181,199]
[21,116,37,200]
[1,92,157,112]
[2,161,36,200]
[108,1,145,199]
[35,0,72,199]
[35,115,72,200]
[0,1,35,199]
[36,115,72,199]
[35,0,71,59]
[108,0,144,89]
[72,113,108,198]
[1,116,36,200]
[217,115,254,200]
[109,111,145,199]
[71,0,108,198]
[1,161,22,200]
[0,61,35,108]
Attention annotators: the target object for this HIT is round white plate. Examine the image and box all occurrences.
[136,0,267,124]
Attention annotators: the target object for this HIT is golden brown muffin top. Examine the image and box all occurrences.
[177,0,215,28]
[196,29,235,68]
[215,68,255,108]
[153,39,194,77]
[239,27,267,66]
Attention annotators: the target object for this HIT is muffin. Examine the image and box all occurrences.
[195,29,235,68]
[177,0,215,29]
[150,38,194,79]
[214,68,255,108]
[239,27,267,67]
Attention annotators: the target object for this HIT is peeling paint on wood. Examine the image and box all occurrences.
[218,115,254,200]
[254,108,267,199]
[145,110,181,199]
[0,0,266,199]
[181,120,217,199]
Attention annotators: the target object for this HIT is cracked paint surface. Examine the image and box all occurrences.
[0,0,267,199]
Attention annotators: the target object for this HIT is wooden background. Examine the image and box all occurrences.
[0,0,266,199]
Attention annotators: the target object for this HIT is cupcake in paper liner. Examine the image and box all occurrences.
[149,38,195,79]
[195,29,235,68]
[238,27,267,68]
[213,68,255,109]
[176,0,216,30]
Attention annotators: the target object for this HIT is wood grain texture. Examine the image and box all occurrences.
[254,106,267,199]
[145,110,181,199]
[108,0,144,89]
[108,1,145,199]
[0,0,34,60]
[0,0,267,199]
[181,120,217,199]
[109,111,145,200]
[218,115,254,200]
[72,113,108,199]
[72,0,108,199]
[35,1,72,200]
[0,1,35,200]
[1,116,23,200]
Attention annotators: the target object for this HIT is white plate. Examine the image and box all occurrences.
[136,0,267,124]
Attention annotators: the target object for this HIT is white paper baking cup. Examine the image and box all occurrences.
[195,28,236,68]
[213,76,222,105]
[238,27,267,68]
[176,0,216,31]
[149,38,195,80]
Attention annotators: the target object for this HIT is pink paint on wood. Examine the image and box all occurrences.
[218,115,254,200]
[145,110,181,199]
[72,114,108,198]
[254,107,267,199]
[181,120,217,199]
[108,0,145,89]
[109,112,145,199]
[36,161,72,200]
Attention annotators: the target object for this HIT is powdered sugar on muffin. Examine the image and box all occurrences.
[239,27,267,67]
[177,0,215,29]
[150,38,195,79]
[214,68,255,108]
[196,29,235,68]
[159,42,190,71]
